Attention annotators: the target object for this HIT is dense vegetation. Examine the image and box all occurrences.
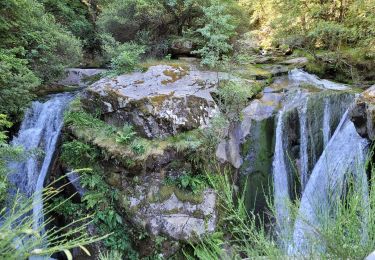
[1,0,375,259]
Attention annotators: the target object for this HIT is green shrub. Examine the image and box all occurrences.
[130,139,147,155]
[110,43,145,74]
[0,0,83,83]
[166,172,207,194]
[0,49,40,121]
[61,140,99,168]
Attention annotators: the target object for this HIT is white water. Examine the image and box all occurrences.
[299,100,309,191]
[289,111,369,254]
[9,93,73,231]
[272,110,292,249]
[289,69,349,91]
[323,98,331,148]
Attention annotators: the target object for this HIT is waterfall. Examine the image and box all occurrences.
[272,110,292,249]
[323,98,331,148]
[299,100,309,191]
[289,110,369,254]
[9,93,73,231]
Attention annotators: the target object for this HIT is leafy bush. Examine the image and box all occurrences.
[0,49,39,121]
[0,0,83,83]
[59,143,139,258]
[216,81,262,121]
[61,140,99,168]
[110,43,146,74]
[130,139,147,155]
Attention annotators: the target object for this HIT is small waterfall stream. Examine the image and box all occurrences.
[9,93,73,231]
[290,112,369,254]
[266,69,368,254]
[299,100,309,191]
[323,98,331,148]
[272,110,292,249]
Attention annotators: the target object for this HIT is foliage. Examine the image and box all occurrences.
[0,185,104,259]
[0,0,83,84]
[166,172,207,194]
[60,141,139,258]
[115,124,136,144]
[0,115,23,205]
[0,49,40,121]
[216,80,261,121]
[109,43,146,74]
[192,1,236,68]
[61,140,99,168]
[38,0,99,56]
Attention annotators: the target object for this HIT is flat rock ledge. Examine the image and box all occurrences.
[81,64,225,138]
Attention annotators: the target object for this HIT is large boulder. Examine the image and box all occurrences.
[170,38,195,57]
[350,85,375,140]
[81,64,224,138]
[119,171,216,242]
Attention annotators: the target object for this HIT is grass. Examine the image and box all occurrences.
[186,156,375,260]
[0,176,106,259]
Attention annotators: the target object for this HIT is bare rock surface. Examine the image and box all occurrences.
[81,64,230,138]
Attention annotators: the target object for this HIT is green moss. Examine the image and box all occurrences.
[161,66,189,85]
[148,185,204,204]
[64,98,203,171]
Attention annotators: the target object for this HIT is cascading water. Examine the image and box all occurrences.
[289,111,369,254]
[299,100,309,191]
[267,69,365,254]
[323,98,331,148]
[272,110,292,249]
[9,93,73,232]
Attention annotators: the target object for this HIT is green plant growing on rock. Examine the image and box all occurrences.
[130,139,147,155]
[166,172,207,194]
[216,81,261,121]
[116,124,136,144]
[60,141,138,258]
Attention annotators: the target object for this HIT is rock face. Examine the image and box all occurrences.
[81,64,222,138]
[120,171,216,242]
[350,85,375,140]
[58,68,105,86]
[171,39,195,56]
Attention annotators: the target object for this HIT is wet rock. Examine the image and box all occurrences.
[350,85,375,140]
[216,93,281,168]
[81,64,225,138]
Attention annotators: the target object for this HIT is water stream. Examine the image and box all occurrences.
[9,93,73,232]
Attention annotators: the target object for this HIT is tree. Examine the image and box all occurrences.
[0,0,83,83]
[0,50,40,121]
[193,1,237,68]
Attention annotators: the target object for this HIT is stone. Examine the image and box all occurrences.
[365,251,375,260]
[350,85,375,140]
[171,39,195,56]
[280,57,308,66]
[58,68,105,86]
[123,172,217,242]
[216,93,281,168]
[81,64,227,138]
